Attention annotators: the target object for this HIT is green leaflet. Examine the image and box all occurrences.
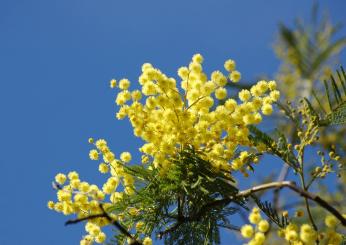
[327,101,346,125]
[251,195,290,229]
[248,125,300,171]
[109,147,246,245]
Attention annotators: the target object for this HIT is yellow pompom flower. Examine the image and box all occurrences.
[268,80,277,90]
[285,230,298,241]
[192,53,203,63]
[224,59,236,72]
[88,137,94,144]
[249,212,261,224]
[230,70,241,82]
[178,67,189,79]
[257,220,269,232]
[261,103,273,115]
[325,215,339,228]
[143,237,153,245]
[253,232,266,244]
[110,79,117,88]
[103,151,115,163]
[47,201,55,210]
[215,87,227,100]
[257,80,268,93]
[95,139,107,149]
[119,79,130,90]
[131,90,142,101]
[120,152,132,163]
[241,224,254,238]
[300,224,316,243]
[98,163,109,174]
[95,232,106,243]
[189,62,202,73]
[239,89,251,102]
[55,173,67,185]
[141,63,153,72]
[269,90,280,102]
[89,149,99,160]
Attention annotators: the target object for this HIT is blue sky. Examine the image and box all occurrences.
[0,0,345,244]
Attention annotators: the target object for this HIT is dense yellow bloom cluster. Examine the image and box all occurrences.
[49,54,280,244]
[112,54,279,174]
[240,208,270,245]
[48,171,110,244]
[241,208,345,245]
[48,138,153,244]
[278,219,343,245]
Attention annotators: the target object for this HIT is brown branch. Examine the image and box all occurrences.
[237,181,346,226]
[65,203,142,245]
[158,222,181,239]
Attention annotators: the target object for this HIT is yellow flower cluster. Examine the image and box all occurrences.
[49,54,280,244]
[48,171,110,244]
[274,213,345,245]
[48,137,152,244]
[241,209,345,245]
[240,208,270,245]
[111,54,279,173]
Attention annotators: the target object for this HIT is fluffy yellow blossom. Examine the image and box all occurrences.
[268,80,277,90]
[257,220,269,232]
[98,163,109,173]
[47,201,55,209]
[230,70,241,82]
[110,79,117,88]
[119,78,130,90]
[224,59,236,72]
[89,149,99,160]
[241,224,254,238]
[325,215,339,228]
[95,232,106,243]
[261,103,273,115]
[239,89,251,102]
[270,90,280,102]
[95,139,107,149]
[215,87,227,100]
[178,66,189,79]
[248,207,262,224]
[131,90,142,101]
[192,53,203,63]
[299,224,317,243]
[143,237,152,245]
[55,173,67,185]
[285,230,298,242]
[253,232,266,245]
[120,152,132,163]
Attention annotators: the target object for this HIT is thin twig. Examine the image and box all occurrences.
[237,181,346,226]
[65,203,142,245]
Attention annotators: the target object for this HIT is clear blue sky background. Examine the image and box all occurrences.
[1,0,345,244]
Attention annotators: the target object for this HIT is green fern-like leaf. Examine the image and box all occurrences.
[327,101,346,125]
[313,66,346,125]
[251,195,289,229]
[248,125,300,170]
